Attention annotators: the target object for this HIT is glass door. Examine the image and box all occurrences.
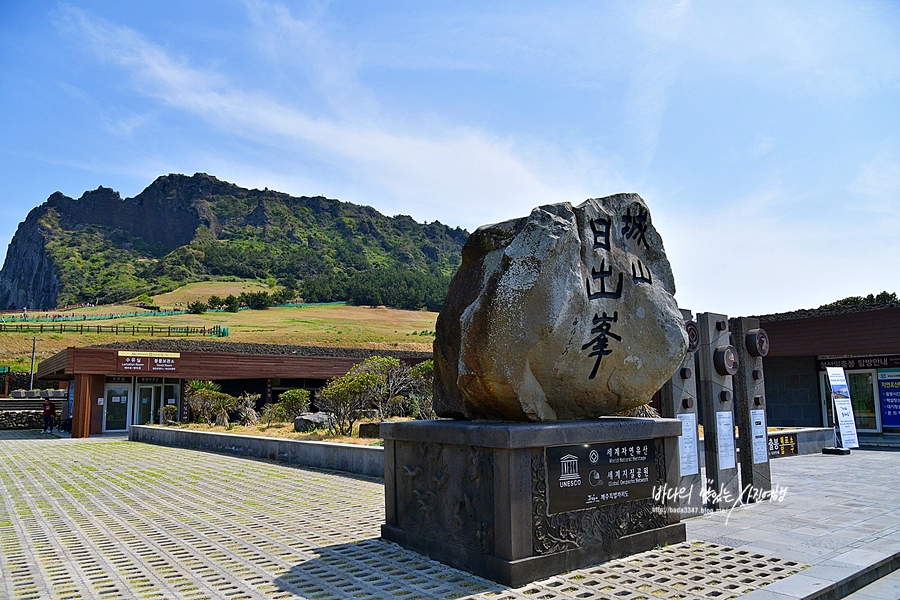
[136,385,163,425]
[848,371,880,432]
[103,385,131,432]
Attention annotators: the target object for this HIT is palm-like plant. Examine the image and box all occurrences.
[185,380,221,424]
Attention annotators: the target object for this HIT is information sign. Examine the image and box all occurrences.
[676,413,699,476]
[715,411,736,470]
[767,433,799,458]
[545,439,657,514]
[877,369,900,429]
[826,367,859,449]
[750,409,768,464]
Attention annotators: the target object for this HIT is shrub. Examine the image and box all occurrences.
[277,389,310,419]
[207,295,224,310]
[261,403,287,426]
[161,404,179,424]
[211,392,237,427]
[236,392,260,425]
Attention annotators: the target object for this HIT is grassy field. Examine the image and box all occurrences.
[0,282,437,370]
[151,280,275,305]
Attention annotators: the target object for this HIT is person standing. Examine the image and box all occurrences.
[41,398,56,433]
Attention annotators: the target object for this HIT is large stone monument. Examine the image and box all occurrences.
[382,194,689,586]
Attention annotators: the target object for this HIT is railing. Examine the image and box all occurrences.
[0,323,228,337]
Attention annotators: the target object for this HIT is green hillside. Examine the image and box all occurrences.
[1,173,467,311]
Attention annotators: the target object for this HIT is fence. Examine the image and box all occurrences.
[0,309,187,324]
[0,323,228,337]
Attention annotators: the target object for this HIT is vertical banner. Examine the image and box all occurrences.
[825,367,859,449]
[877,369,900,429]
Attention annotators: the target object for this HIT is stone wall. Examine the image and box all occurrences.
[4,371,61,393]
[0,411,44,430]
[763,356,822,427]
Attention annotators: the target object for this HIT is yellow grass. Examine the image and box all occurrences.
[151,281,275,306]
[0,302,436,369]
[169,420,390,445]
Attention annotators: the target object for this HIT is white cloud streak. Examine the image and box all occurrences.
[55,4,617,229]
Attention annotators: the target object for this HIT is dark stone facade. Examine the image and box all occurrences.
[381,418,685,586]
[763,356,822,427]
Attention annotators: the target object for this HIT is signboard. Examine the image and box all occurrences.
[817,355,900,372]
[750,409,769,464]
[150,356,178,372]
[767,433,799,458]
[826,367,859,449]
[878,369,900,429]
[117,351,180,373]
[716,410,736,470]
[545,440,657,514]
[676,413,699,476]
[0,366,9,373]
[119,355,148,371]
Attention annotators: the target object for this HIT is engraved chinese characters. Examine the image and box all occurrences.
[434,193,688,421]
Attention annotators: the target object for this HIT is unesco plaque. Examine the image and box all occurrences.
[545,439,658,514]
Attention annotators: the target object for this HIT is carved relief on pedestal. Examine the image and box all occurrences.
[396,441,494,555]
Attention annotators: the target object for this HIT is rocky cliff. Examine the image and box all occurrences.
[0,173,467,310]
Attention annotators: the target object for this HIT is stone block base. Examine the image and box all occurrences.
[381,418,685,586]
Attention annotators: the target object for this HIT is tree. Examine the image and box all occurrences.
[407,359,435,420]
[207,295,224,310]
[223,294,240,312]
[187,300,207,314]
[317,370,382,435]
[185,380,221,424]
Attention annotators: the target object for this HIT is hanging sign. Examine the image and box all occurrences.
[825,367,859,449]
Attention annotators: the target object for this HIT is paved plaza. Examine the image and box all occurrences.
[0,431,897,599]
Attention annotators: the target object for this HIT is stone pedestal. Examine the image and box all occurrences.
[381,418,685,587]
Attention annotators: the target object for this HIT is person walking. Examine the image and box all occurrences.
[41,398,56,433]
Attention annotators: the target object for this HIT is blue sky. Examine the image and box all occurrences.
[1,1,898,316]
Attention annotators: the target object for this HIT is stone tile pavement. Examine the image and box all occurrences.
[0,430,896,599]
[685,448,900,598]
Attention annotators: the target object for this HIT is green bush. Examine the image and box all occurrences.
[261,403,287,426]
[277,389,310,419]
[161,404,179,424]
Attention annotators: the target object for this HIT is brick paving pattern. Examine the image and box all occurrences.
[0,431,804,599]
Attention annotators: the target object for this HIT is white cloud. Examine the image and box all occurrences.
[54,4,630,230]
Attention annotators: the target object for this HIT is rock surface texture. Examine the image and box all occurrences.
[434,193,688,421]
